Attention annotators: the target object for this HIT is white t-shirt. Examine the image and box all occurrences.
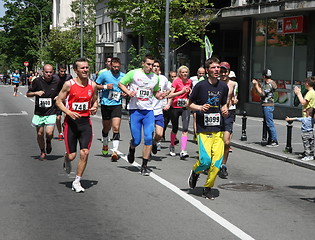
[120,68,159,110]
[152,74,172,115]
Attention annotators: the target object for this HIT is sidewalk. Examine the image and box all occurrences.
[227,115,315,171]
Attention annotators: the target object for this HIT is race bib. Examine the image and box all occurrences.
[39,98,52,108]
[204,113,221,126]
[72,102,88,111]
[137,88,151,98]
[108,91,121,101]
[177,98,187,107]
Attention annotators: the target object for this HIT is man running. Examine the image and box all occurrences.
[56,58,98,193]
[187,57,228,200]
[98,57,112,76]
[118,54,164,176]
[218,62,238,179]
[53,64,73,141]
[96,57,125,161]
[12,70,20,96]
[151,60,172,153]
[26,64,60,160]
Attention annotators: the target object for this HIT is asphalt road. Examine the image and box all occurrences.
[0,84,314,240]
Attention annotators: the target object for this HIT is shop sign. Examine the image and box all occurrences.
[277,16,304,34]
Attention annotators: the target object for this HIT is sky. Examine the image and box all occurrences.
[0,0,5,18]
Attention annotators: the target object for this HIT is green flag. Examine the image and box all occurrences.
[205,35,213,60]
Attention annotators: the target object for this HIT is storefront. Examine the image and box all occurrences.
[217,1,315,118]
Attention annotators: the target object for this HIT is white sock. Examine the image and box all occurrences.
[112,140,119,152]
[74,175,81,183]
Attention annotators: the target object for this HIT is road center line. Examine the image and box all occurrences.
[115,149,255,240]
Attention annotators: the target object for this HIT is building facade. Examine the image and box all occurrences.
[214,0,315,118]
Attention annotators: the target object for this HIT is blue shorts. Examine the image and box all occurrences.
[154,114,164,128]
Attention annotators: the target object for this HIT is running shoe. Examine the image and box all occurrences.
[156,142,161,151]
[127,148,135,163]
[63,156,72,174]
[140,166,150,176]
[102,145,108,156]
[266,140,279,147]
[180,150,189,160]
[188,170,199,189]
[169,145,176,156]
[38,152,46,161]
[218,165,228,179]
[46,141,52,154]
[72,181,85,193]
[111,151,119,162]
[202,187,215,200]
[229,147,233,152]
[152,142,157,154]
[58,134,64,141]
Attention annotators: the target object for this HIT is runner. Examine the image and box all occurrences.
[162,71,177,141]
[26,64,60,160]
[151,60,172,153]
[56,58,98,193]
[218,62,238,179]
[98,57,112,76]
[96,57,125,161]
[187,57,228,200]
[118,54,164,176]
[12,70,20,96]
[53,64,73,141]
[167,66,193,159]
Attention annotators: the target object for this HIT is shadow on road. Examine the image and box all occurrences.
[59,180,99,190]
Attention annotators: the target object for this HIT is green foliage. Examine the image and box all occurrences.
[127,46,150,71]
[107,0,213,59]
[0,0,52,71]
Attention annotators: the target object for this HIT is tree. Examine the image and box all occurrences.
[0,0,52,71]
[106,0,213,59]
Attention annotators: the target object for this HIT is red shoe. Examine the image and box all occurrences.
[229,147,233,153]
[57,134,64,141]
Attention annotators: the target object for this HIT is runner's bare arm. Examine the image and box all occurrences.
[90,82,99,115]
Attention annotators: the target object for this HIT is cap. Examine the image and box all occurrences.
[220,62,230,70]
[229,71,236,78]
[262,69,272,77]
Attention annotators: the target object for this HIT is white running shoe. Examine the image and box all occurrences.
[180,150,189,160]
[157,142,161,151]
[72,181,85,193]
[169,145,176,156]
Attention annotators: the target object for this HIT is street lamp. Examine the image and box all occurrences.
[22,0,43,66]
[164,0,170,76]
[80,0,83,57]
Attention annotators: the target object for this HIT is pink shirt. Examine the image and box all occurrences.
[171,78,192,108]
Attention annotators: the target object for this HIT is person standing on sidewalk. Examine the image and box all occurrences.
[96,57,125,161]
[26,64,59,160]
[118,54,164,176]
[285,107,314,161]
[252,69,279,147]
[187,57,228,200]
[56,58,98,193]
[294,76,315,117]
[218,62,238,178]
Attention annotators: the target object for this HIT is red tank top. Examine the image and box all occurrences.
[66,78,94,117]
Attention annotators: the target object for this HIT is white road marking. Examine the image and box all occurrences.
[114,149,255,240]
[0,111,28,116]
